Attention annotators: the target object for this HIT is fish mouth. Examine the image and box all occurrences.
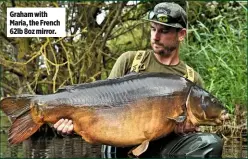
[215,110,230,124]
[199,110,230,126]
[220,110,230,121]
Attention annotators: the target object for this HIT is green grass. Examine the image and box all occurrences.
[181,17,246,113]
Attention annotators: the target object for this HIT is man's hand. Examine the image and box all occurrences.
[174,120,200,134]
[53,119,74,135]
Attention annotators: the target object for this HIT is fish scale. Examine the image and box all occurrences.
[0,72,228,157]
[44,75,187,107]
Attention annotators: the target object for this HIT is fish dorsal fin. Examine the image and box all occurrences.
[130,140,149,156]
[123,72,139,77]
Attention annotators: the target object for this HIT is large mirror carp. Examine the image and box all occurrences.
[0,73,229,156]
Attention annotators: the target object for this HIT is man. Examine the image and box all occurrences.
[54,2,224,158]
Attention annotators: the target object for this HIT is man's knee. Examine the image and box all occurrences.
[161,133,224,158]
[184,133,223,157]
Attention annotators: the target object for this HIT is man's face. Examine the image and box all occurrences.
[150,22,184,57]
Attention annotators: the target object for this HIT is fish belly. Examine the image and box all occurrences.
[73,97,178,147]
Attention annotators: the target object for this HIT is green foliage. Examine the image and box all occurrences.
[180,1,247,113]
[1,1,134,95]
[107,20,150,54]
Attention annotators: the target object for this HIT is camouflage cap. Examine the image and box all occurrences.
[143,2,187,28]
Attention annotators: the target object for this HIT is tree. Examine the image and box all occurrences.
[0,1,155,95]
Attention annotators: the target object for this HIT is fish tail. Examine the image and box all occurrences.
[0,96,42,144]
[0,96,34,122]
[8,111,42,144]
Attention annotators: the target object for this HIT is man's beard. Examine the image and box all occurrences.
[157,46,176,57]
[153,42,177,57]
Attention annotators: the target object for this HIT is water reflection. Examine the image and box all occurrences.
[1,133,247,158]
[0,126,247,158]
[0,124,103,158]
[22,136,102,158]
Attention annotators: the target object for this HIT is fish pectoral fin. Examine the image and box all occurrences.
[167,114,186,123]
[8,111,42,144]
[129,140,149,157]
[174,115,186,123]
